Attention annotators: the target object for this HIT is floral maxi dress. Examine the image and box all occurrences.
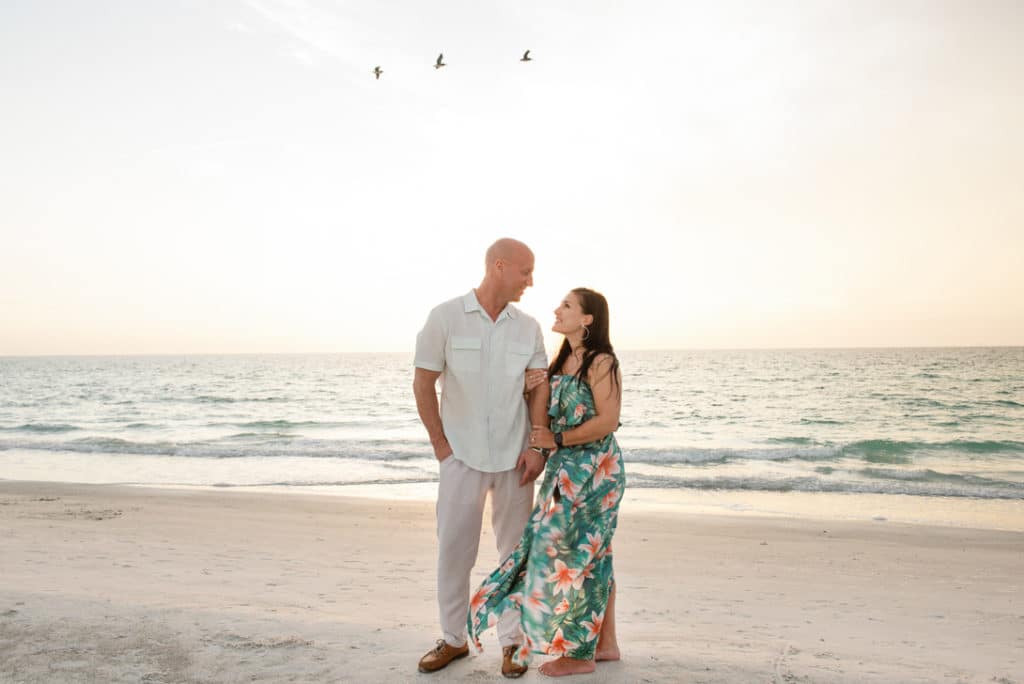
[467,374,626,665]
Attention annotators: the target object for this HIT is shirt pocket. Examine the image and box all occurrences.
[449,336,482,372]
[505,341,534,376]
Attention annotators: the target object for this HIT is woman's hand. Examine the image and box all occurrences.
[524,368,548,393]
[530,425,556,449]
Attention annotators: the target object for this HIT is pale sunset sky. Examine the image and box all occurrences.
[2,1,1022,355]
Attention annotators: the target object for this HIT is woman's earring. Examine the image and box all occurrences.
[581,324,590,341]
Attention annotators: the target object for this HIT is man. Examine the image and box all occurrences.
[413,238,549,678]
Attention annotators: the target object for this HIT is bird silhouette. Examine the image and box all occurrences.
[373,66,382,80]
[434,53,446,69]
[520,50,532,62]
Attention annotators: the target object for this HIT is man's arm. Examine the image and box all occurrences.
[516,378,550,485]
[413,367,452,461]
[527,376,550,433]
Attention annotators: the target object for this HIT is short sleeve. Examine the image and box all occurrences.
[528,321,548,370]
[414,306,446,372]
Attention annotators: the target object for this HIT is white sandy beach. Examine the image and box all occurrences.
[1,481,1022,683]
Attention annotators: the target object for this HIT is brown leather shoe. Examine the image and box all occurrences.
[418,639,469,673]
[501,645,528,678]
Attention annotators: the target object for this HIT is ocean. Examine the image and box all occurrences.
[1,348,1022,500]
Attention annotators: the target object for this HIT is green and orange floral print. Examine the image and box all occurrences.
[468,374,625,665]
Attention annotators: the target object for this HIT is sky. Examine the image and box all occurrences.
[2,0,1022,355]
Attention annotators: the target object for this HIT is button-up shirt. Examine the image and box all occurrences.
[415,290,548,472]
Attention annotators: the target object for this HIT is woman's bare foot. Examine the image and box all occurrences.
[537,656,596,677]
[594,580,619,663]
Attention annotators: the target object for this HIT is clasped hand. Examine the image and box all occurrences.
[524,368,548,393]
[529,425,556,449]
[516,446,545,485]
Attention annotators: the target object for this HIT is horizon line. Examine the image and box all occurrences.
[1,344,1022,359]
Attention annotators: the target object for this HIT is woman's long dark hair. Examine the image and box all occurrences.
[548,287,620,396]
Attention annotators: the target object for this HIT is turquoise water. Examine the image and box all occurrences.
[0,348,1021,498]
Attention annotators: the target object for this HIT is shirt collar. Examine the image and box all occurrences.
[463,289,518,320]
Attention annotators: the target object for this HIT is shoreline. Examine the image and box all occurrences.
[4,474,1024,532]
[2,480,1022,683]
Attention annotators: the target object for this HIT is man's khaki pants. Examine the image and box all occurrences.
[436,455,534,648]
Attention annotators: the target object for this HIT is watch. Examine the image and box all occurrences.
[530,446,551,459]
[554,432,564,449]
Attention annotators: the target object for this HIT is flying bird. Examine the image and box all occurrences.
[520,50,532,62]
[434,53,446,69]
[373,66,382,80]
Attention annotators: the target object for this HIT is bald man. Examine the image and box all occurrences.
[413,238,550,678]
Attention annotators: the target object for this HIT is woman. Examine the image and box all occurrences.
[468,287,625,677]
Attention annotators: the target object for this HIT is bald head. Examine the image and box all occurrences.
[485,238,533,271]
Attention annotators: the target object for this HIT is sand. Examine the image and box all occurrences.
[1,480,1022,683]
